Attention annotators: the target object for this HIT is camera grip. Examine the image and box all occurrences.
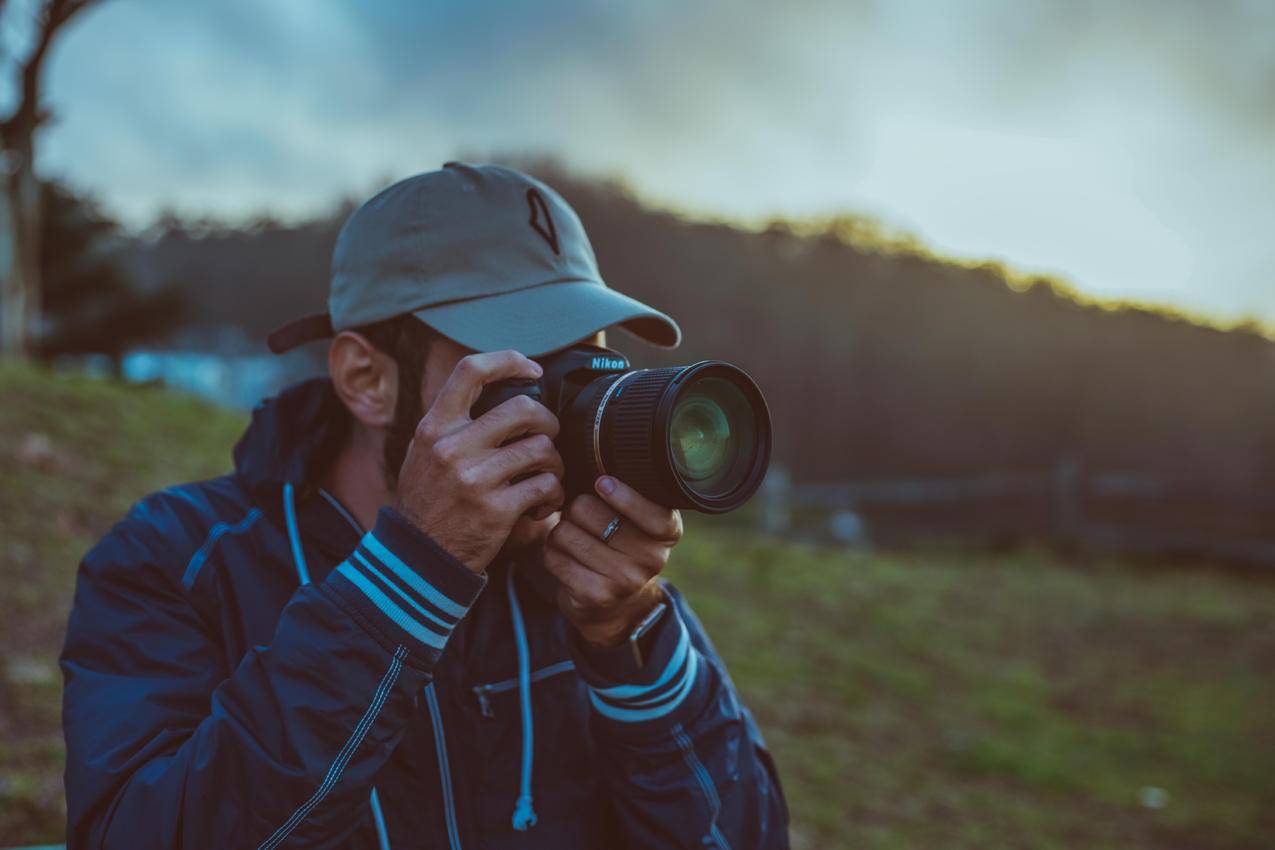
[470,378,549,487]
[470,377,544,420]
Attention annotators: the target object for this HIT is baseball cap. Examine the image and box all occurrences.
[267,162,681,358]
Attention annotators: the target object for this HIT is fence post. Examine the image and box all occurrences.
[760,465,792,536]
[1052,454,1083,552]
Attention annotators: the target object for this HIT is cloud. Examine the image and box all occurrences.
[33,0,1275,323]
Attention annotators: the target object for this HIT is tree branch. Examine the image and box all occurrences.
[0,1,14,68]
[3,0,103,141]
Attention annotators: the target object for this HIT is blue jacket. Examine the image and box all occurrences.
[60,378,788,849]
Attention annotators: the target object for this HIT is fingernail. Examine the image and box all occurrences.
[596,476,615,495]
[531,362,544,377]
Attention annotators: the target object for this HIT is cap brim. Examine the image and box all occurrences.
[267,313,333,354]
[410,280,681,358]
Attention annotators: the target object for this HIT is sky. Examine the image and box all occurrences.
[19,0,1275,324]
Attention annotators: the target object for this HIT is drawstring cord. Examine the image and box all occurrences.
[282,482,311,586]
[506,564,538,831]
[282,484,392,850]
[369,787,391,850]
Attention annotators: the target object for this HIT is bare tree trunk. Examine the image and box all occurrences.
[0,138,40,359]
[0,150,22,357]
[0,0,103,359]
[13,139,40,354]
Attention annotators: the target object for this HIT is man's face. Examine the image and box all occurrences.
[412,332,605,553]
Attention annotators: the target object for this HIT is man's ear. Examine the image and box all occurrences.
[329,331,397,429]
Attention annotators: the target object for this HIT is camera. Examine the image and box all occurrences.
[471,343,771,513]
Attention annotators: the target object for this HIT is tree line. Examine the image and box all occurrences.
[105,161,1275,498]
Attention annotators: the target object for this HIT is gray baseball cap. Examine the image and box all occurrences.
[267,162,681,357]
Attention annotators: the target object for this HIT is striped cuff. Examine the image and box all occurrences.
[325,508,485,667]
[571,605,708,731]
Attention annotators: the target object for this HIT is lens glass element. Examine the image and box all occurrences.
[669,377,758,499]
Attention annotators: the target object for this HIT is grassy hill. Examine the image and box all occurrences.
[2,363,1273,849]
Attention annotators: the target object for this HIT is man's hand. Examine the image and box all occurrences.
[543,475,684,647]
[395,350,565,573]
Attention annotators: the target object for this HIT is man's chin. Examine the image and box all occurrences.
[500,511,559,558]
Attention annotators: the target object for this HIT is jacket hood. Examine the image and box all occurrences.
[233,377,349,497]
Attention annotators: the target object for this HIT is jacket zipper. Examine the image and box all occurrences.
[424,683,463,850]
[471,660,576,718]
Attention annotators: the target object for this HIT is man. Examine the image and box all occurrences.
[61,163,788,849]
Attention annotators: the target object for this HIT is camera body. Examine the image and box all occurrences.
[472,343,771,514]
[471,343,630,497]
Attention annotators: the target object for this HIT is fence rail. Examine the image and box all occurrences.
[759,460,1275,567]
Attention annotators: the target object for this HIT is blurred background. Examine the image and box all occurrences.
[2,1,1273,848]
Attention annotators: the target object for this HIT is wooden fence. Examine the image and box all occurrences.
[757,459,1275,567]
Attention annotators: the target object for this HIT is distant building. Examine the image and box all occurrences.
[119,324,321,409]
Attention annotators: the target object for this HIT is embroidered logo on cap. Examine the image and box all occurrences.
[526,188,560,255]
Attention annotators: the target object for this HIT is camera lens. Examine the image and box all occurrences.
[563,360,771,513]
[669,377,758,499]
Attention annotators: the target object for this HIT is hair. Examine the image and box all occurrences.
[351,314,440,489]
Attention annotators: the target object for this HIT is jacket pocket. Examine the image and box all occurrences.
[470,659,576,718]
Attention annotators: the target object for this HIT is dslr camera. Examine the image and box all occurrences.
[472,344,771,513]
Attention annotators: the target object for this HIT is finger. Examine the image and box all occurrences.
[499,469,565,518]
[468,392,560,447]
[550,512,668,586]
[594,476,683,543]
[542,546,624,615]
[547,517,625,575]
[474,433,564,487]
[548,519,656,589]
[429,350,542,425]
[526,501,561,522]
[564,493,643,556]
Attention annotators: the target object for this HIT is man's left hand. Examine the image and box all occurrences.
[542,475,683,647]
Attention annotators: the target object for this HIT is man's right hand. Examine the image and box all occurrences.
[394,350,564,573]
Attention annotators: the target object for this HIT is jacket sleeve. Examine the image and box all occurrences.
[568,583,790,849]
[61,505,483,850]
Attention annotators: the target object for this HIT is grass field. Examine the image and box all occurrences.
[2,362,1273,848]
